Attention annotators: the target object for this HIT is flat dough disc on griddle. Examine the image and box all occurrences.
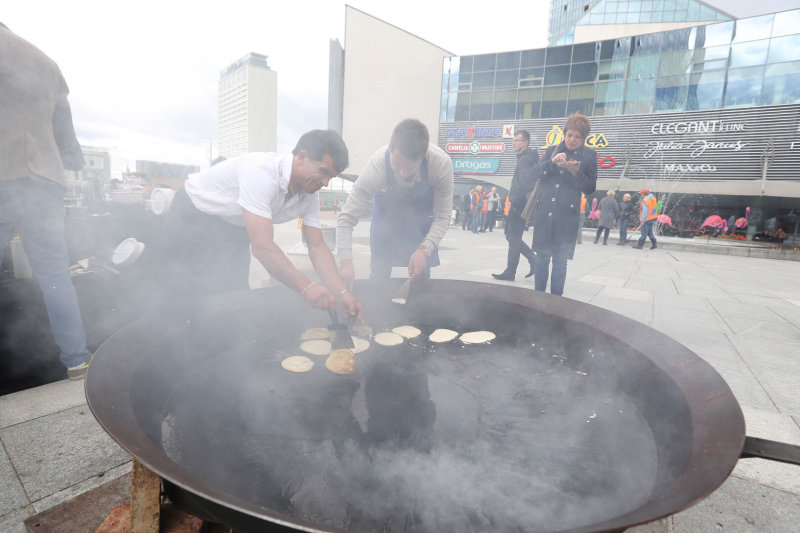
[300,339,332,356]
[460,330,496,344]
[392,325,422,339]
[429,328,459,343]
[301,327,329,340]
[373,331,404,346]
[352,337,370,354]
[280,355,315,373]
[325,349,356,374]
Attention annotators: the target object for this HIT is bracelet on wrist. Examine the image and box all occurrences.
[301,281,317,299]
[337,288,351,300]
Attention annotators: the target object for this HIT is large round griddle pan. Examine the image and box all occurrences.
[86,279,748,533]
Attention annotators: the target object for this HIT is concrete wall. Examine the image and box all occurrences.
[573,21,718,44]
[248,66,278,153]
[341,6,451,177]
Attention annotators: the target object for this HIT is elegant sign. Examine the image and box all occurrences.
[451,158,501,174]
[445,141,506,154]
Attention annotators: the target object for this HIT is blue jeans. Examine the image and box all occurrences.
[470,210,481,232]
[638,219,657,246]
[534,253,568,296]
[0,177,90,368]
[619,216,629,242]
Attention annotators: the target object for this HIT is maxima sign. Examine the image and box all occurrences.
[451,158,500,174]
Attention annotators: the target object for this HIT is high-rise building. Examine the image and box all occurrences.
[218,53,277,159]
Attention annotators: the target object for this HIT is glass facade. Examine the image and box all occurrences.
[548,0,731,45]
[441,10,800,123]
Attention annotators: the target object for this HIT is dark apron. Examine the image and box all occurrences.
[369,151,440,268]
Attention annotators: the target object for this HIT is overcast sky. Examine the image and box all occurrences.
[5,1,793,178]
[3,1,551,176]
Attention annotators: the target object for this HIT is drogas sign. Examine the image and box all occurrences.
[451,158,500,174]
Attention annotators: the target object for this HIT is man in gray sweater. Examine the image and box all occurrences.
[336,119,454,285]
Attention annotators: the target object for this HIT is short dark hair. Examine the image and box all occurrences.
[390,119,429,160]
[292,130,349,174]
[515,130,530,143]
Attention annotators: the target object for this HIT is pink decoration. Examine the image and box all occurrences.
[657,215,672,226]
[734,206,750,229]
[588,198,599,220]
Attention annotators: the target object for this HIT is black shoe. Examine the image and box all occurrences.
[651,243,657,249]
[593,240,598,244]
[632,245,644,249]
[616,241,626,245]
[603,241,608,245]
[524,265,535,278]
[492,272,515,281]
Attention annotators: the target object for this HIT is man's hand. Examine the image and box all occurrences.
[408,248,428,279]
[303,283,336,311]
[338,291,363,320]
[338,259,355,290]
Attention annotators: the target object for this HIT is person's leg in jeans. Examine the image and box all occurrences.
[534,252,550,292]
[594,227,603,244]
[576,215,584,243]
[619,217,628,243]
[602,227,610,244]
[549,256,568,295]
[8,178,90,369]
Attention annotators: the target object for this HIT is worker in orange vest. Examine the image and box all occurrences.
[632,188,658,249]
[504,194,511,216]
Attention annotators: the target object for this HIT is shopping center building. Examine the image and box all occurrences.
[331,4,800,238]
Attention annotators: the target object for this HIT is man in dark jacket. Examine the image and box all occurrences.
[492,130,539,281]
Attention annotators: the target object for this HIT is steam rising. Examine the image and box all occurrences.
[160,330,658,532]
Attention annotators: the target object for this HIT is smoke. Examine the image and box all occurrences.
[157,324,661,532]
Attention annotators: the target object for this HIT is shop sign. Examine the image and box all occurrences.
[452,158,500,174]
[446,126,503,138]
[445,141,506,154]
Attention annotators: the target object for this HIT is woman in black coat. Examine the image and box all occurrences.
[530,114,597,295]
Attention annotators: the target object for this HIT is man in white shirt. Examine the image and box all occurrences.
[165,129,361,317]
[336,119,454,284]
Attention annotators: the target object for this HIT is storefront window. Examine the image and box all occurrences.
[654,75,688,112]
[516,87,542,119]
[723,66,764,108]
[572,42,596,62]
[594,81,625,116]
[729,40,769,68]
[598,58,628,80]
[767,34,800,64]
[761,62,800,105]
[540,86,567,118]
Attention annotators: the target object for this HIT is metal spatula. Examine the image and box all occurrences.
[392,278,411,305]
[328,309,355,350]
